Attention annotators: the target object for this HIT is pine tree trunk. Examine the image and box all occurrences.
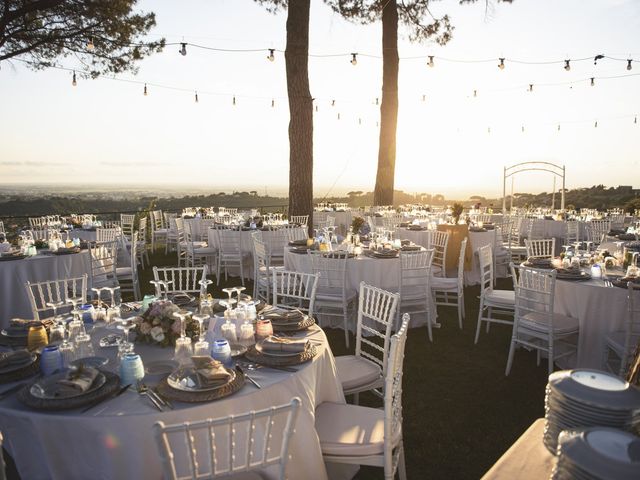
[373,0,399,206]
[285,0,313,235]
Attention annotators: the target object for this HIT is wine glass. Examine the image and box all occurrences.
[192,313,210,355]
[115,316,136,348]
[234,286,246,308]
[149,280,162,298]
[222,287,237,311]
[158,280,173,301]
[91,287,108,324]
[172,311,193,365]
[105,286,121,325]
[46,300,65,327]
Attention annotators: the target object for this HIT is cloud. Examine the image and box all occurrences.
[0,161,70,166]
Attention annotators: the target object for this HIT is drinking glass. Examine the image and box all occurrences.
[105,287,121,325]
[211,339,232,365]
[116,316,136,349]
[48,316,67,345]
[174,337,193,365]
[67,317,85,344]
[92,287,108,324]
[255,319,273,340]
[59,337,75,367]
[74,333,95,359]
[222,288,237,312]
[27,324,48,351]
[192,313,209,342]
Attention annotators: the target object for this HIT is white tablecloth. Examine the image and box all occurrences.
[553,277,628,368]
[0,325,350,480]
[0,251,91,328]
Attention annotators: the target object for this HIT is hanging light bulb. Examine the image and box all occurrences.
[473,89,477,97]
[627,59,633,71]
[487,127,491,134]
[358,118,362,125]
[194,91,198,103]
[87,37,95,51]
[72,71,77,87]
[315,105,318,112]
[422,94,426,102]
[594,120,598,128]
[590,77,595,86]
[179,43,187,56]
[337,112,341,120]
[331,99,335,107]
[593,54,604,65]
[232,95,236,106]
[271,98,275,108]
[498,58,505,70]
[375,97,379,105]
[521,125,525,133]
[557,124,561,131]
[267,49,275,62]
[528,84,534,92]
[350,53,358,66]
[564,59,571,71]
[635,115,638,124]
[427,55,434,67]
[143,83,147,96]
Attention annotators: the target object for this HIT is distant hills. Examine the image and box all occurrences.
[0,185,638,220]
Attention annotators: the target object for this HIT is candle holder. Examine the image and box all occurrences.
[255,318,273,340]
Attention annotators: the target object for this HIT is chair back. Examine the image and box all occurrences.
[0,220,4,234]
[120,214,136,241]
[430,230,449,276]
[272,270,319,316]
[527,219,546,241]
[399,249,434,300]
[525,238,555,258]
[586,219,611,244]
[152,266,208,295]
[151,210,164,231]
[455,238,468,288]
[510,264,556,331]
[218,229,242,256]
[566,220,580,244]
[28,217,46,228]
[355,282,399,377]
[88,240,119,289]
[138,217,148,243]
[290,215,309,227]
[309,251,349,300]
[478,244,494,296]
[26,275,88,321]
[153,397,301,480]
[286,227,307,242]
[384,314,410,478]
[96,227,121,243]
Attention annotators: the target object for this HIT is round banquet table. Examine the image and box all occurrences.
[0,251,91,328]
[0,325,352,480]
[552,275,628,369]
[284,248,438,328]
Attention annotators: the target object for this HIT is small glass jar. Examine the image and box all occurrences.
[27,324,48,351]
[119,353,145,387]
[211,339,232,366]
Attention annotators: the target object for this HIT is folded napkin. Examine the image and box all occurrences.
[191,356,231,386]
[0,350,32,369]
[55,366,99,397]
[5,318,39,336]
[0,243,11,253]
[261,308,305,323]
[260,335,309,353]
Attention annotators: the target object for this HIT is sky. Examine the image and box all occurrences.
[0,0,639,199]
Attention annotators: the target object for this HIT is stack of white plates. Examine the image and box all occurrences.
[544,369,640,453]
[551,427,640,479]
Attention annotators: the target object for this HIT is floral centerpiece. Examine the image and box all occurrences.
[133,301,199,347]
[451,203,464,224]
[351,216,366,235]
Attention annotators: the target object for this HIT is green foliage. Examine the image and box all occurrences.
[0,0,164,75]
[451,202,464,222]
[624,198,640,214]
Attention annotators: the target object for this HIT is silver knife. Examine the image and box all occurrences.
[237,366,261,389]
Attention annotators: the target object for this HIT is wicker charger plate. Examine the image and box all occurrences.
[17,370,120,411]
[244,343,318,367]
[156,367,245,403]
[0,354,40,384]
[271,316,316,332]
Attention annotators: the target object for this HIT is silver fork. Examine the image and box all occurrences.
[139,381,173,409]
[136,382,164,411]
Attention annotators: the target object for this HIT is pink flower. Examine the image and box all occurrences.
[150,326,165,342]
[139,323,152,335]
[171,319,182,335]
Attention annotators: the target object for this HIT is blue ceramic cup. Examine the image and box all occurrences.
[40,345,63,376]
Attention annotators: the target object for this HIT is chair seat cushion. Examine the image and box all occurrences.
[335,355,381,392]
[520,312,579,334]
[316,288,357,303]
[315,401,400,456]
[116,267,132,277]
[605,331,626,355]
[485,290,515,305]
[431,277,458,290]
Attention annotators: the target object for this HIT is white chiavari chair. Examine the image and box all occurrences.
[430,230,449,277]
[183,218,216,269]
[151,210,168,252]
[310,251,356,347]
[315,315,409,480]
[165,213,179,254]
[120,214,136,242]
[506,264,579,375]
[251,233,282,303]
[136,217,149,268]
[474,244,515,344]
[116,238,141,300]
[565,220,580,245]
[271,270,319,317]
[289,215,309,227]
[216,229,248,286]
[152,265,208,296]
[603,283,640,378]
[398,249,435,341]
[586,219,611,245]
[153,398,301,480]
[334,282,399,404]
[96,227,121,243]
[25,275,88,321]
[431,238,467,330]
[0,221,4,234]
[88,240,119,290]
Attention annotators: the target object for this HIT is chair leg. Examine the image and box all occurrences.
[475,300,484,344]
[548,343,554,375]
[537,349,541,366]
[396,442,407,480]
[457,294,463,329]
[343,305,350,349]
[505,339,516,376]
